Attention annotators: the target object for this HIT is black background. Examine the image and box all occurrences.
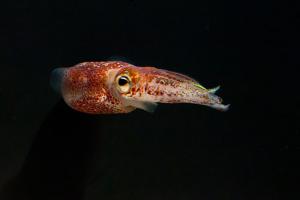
[0,0,298,199]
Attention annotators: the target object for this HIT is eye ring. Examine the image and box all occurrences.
[116,74,131,93]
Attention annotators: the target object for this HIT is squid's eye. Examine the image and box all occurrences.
[116,75,131,93]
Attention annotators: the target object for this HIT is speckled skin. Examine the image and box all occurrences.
[61,61,135,114]
[55,61,227,114]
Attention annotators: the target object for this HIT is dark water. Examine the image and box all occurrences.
[0,0,297,199]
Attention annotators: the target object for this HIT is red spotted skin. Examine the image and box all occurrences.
[61,61,136,114]
[57,61,226,114]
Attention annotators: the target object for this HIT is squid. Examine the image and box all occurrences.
[50,61,229,114]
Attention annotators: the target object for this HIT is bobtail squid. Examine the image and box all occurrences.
[50,61,229,114]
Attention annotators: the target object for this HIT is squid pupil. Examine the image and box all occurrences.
[118,77,128,86]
